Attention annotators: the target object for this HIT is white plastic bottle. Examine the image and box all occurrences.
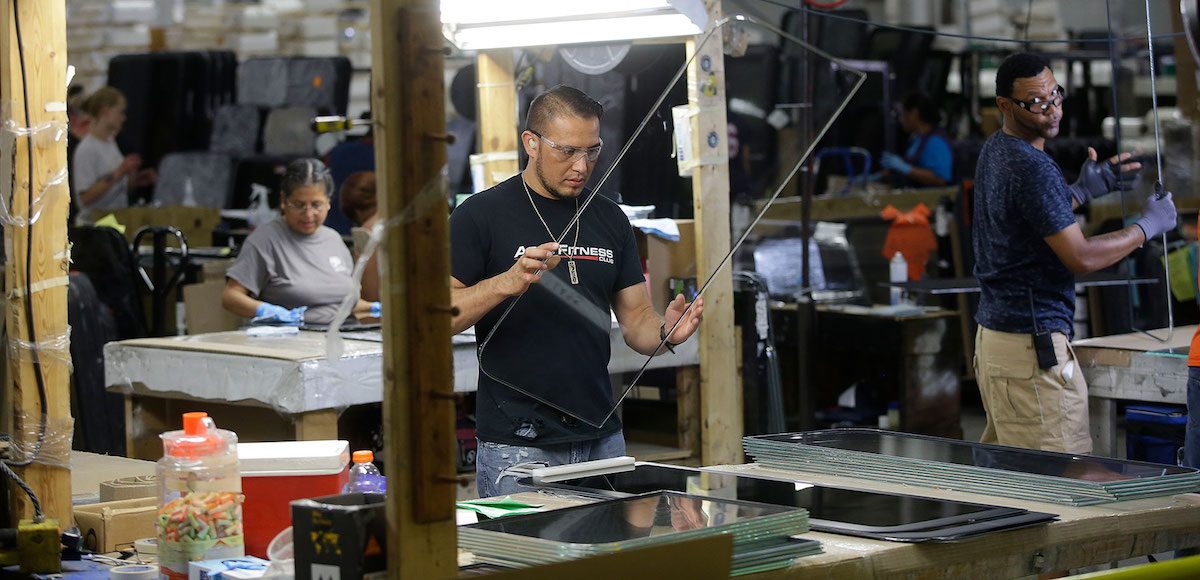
[889,252,908,305]
[343,450,386,494]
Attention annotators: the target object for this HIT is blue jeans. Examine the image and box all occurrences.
[475,431,626,498]
[1186,367,1200,468]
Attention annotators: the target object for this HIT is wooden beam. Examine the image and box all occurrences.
[370,0,457,577]
[686,2,742,466]
[0,0,72,525]
[1173,2,1199,121]
[293,409,338,441]
[475,50,519,188]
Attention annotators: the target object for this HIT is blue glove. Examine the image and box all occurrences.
[1134,190,1177,241]
[880,152,913,175]
[369,301,382,318]
[253,302,306,325]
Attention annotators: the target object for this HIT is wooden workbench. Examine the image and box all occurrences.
[497,462,1200,579]
[1073,325,1193,458]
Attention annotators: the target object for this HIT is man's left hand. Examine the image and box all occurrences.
[663,294,704,345]
[1069,147,1140,206]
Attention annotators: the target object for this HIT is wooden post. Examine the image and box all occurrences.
[370,0,457,576]
[1173,3,1199,121]
[0,0,72,525]
[475,50,519,188]
[686,2,742,466]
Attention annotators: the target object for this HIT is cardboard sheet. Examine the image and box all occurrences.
[1072,325,1196,352]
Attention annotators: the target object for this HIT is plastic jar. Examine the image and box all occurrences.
[157,412,244,579]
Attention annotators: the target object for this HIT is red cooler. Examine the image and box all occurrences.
[239,440,350,557]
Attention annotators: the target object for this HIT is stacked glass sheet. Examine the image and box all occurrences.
[744,429,1200,506]
[459,491,821,576]
[521,462,1056,542]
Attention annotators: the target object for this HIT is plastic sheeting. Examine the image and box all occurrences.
[104,326,698,413]
[210,104,262,157]
[262,106,317,157]
[154,152,235,207]
[104,331,383,414]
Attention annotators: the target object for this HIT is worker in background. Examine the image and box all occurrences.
[223,159,380,326]
[1186,214,1200,469]
[340,171,380,302]
[450,85,704,497]
[66,85,90,227]
[973,52,1175,454]
[71,86,156,225]
[880,91,953,187]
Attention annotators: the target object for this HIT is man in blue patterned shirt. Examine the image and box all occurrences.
[972,52,1176,453]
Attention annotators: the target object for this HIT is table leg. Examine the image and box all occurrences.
[124,395,134,456]
[1089,396,1118,458]
[294,409,339,441]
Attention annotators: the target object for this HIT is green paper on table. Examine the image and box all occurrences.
[456,496,545,519]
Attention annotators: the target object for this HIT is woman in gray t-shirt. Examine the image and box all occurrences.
[223,159,379,325]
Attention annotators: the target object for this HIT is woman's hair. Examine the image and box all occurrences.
[280,158,334,199]
[80,86,124,118]
[339,171,377,226]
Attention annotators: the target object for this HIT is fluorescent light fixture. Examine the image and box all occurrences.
[441,0,707,50]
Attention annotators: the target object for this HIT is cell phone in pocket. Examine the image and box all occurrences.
[1033,330,1057,370]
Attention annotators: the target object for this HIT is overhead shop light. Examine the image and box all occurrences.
[440,0,707,51]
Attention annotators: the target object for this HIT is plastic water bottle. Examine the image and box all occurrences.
[343,450,386,494]
[182,176,198,207]
[889,252,908,305]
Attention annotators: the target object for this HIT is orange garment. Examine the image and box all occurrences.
[1188,213,1200,367]
[881,203,938,280]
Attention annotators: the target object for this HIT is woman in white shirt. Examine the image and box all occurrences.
[71,86,156,225]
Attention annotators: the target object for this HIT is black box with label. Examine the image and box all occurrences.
[292,492,387,580]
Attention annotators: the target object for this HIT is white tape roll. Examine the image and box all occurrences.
[109,564,158,579]
[134,537,157,556]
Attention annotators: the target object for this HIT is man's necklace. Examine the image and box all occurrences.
[523,179,582,285]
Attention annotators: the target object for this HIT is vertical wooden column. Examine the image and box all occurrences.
[1173,3,1199,120]
[475,50,519,188]
[369,0,457,576]
[686,2,742,466]
[0,0,72,525]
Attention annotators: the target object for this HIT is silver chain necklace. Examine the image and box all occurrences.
[523,178,581,284]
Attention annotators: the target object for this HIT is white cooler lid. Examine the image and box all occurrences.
[238,440,350,476]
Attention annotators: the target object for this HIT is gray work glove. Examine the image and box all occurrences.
[1069,158,1135,206]
[1134,190,1177,241]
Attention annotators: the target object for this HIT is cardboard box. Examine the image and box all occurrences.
[184,280,244,334]
[74,497,158,553]
[111,206,222,247]
[99,475,157,502]
[292,493,386,580]
[636,219,696,314]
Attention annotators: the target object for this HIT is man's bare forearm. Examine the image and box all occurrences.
[451,277,507,334]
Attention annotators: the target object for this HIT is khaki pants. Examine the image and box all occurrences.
[974,326,1092,453]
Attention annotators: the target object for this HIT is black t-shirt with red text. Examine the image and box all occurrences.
[451,175,645,445]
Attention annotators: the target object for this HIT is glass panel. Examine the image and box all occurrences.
[752,429,1197,479]
[475,14,867,428]
[531,463,1014,528]
[465,490,796,546]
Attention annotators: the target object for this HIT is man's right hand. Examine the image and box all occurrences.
[1135,190,1177,241]
[494,242,561,297]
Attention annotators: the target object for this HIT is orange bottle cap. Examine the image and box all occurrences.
[182,412,208,435]
[163,412,226,458]
[352,450,374,463]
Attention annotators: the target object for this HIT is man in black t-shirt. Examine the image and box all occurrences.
[450,85,704,497]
